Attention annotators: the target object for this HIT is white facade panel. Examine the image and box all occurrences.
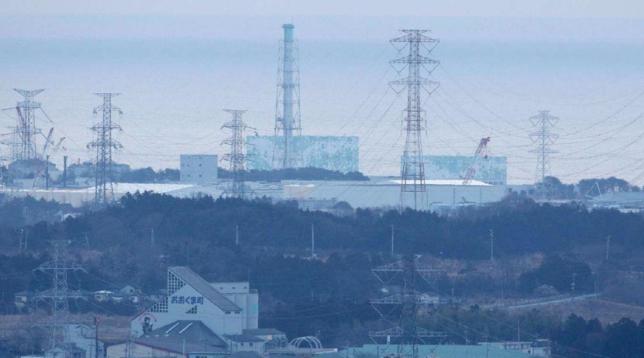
[180,154,218,184]
[247,136,359,173]
[131,269,258,338]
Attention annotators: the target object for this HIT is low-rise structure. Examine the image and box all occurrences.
[130,267,258,338]
[341,343,544,358]
[108,320,226,358]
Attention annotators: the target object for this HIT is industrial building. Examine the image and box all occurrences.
[130,266,258,337]
[424,155,508,185]
[109,266,336,358]
[341,342,550,358]
[41,324,105,358]
[246,136,359,173]
[180,154,218,184]
[278,178,506,210]
[0,177,507,211]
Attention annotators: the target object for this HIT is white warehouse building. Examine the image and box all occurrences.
[130,266,258,337]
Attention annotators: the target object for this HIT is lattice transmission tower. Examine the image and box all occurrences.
[221,109,255,199]
[34,240,86,347]
[273,23,302,169]
[88,93,123,206]
[369,256,446,358]
[391,30,439,210]
[9,89,46,161]
[529,110,558,183]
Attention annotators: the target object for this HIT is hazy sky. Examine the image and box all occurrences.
[1,1,644,185]
[2,0,644,18]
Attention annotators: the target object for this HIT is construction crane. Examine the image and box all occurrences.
[462,137,491,185]
[33,129,66,188]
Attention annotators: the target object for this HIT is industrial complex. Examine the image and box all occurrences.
[0,23,516,212]
[3,1,643,356]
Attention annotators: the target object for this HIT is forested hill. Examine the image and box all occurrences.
[4,191,644,260]
[4,193,644,353]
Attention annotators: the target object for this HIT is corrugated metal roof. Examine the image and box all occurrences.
[136,320,227,354]
[169,266,241,312]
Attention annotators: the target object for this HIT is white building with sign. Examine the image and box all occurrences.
[131,266,258,337]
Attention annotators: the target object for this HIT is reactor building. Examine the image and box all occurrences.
[425,155,507,185]
[246,24,360,174]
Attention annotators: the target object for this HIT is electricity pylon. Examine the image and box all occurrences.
[221,109,255,199]
[88,93,122,206]
[391,30,439,210]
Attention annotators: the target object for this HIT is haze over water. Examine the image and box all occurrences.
[1,11,644,184]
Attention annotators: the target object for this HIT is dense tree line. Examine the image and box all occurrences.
[2,192,644,355]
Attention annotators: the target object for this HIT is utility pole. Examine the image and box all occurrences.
[94,316,99,358]
[34,240,86,347]
[529,110,558,184]
[391,30,439,211]
[88,93,123,207]
[63,155,68,188]
[489,229,495,262]
[311,223,316,258]
[605,235,611,261]
[221,109,254,199]
[19,228,27,252]
[273,23,302,169]
[390,224,395,256]
[45,154,50,189]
